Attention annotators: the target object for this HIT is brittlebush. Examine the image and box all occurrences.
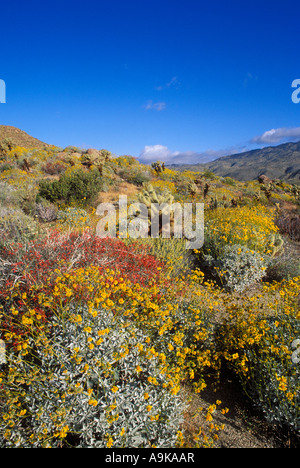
[216,277,300,434]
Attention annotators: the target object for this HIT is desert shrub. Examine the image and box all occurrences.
[0,182,22,207]
[0,305,185,448]
[202,171,215,180]
[34,201,58,223]
[151,180,177,194]
[216,277,300,434]
[118,166,151,186]
[112,155,139,167]
[0,208,39,245]
[56,207,90,232]
[203,244,267,292]
[203,205,279,258]
[42,160,68,175]
[131,237,193,277]
[0,138,14,160]
[266,255,300,282]
[153,168,178,182]
[0,163,14,173]
[19,185,40,215]
[0,168,37,187]
[276,213,300,242]
[38,168,103,205]
[223,177,237,187]
[195,205,280,290]
[0,230,164,314]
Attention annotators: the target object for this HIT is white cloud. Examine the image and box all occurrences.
[243,72,258,87]
[139,145,172,163]
[155,76,180,91]
[139,145,244,165]
[251,127,300,144]
[143,100,166,111]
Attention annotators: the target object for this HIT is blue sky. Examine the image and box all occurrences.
[1,0,300,164]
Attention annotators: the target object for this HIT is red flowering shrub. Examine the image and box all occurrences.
[1,229,163,286]
[0,229,165,343]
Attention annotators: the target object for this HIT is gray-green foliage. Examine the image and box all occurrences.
[204,244,267,292]
[57,207,90,230]
[34,201,58,223]
[0,206,39,244]
[0,182,24,207]
[266,256,300,282]
[0,306,185,448]
[134,237,193,277]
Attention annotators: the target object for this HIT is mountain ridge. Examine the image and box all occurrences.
[167,140,300,183]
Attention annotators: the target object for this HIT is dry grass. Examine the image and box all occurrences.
[96,181,139,205]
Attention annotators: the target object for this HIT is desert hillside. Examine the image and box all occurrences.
[0,125,50,149]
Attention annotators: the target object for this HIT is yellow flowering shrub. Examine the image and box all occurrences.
[204,205,279,256]
[216,277,300,434]
[0,244,223,447]
[0,305,185,447]
[151,180,177,194]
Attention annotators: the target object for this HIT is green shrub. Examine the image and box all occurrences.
[118,167,151,186]
[38,169,103,205]
[0,163,14,173]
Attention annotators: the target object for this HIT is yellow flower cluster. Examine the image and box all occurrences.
[205,204,279,254]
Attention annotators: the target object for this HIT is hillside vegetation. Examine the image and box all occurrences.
[0,136,299,448]
[0,125,50,149]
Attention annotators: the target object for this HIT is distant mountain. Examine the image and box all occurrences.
[0,125,50,149]
[168,141,300,184]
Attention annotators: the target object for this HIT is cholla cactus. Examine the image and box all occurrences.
[136,184,175,236]
[151,161,162,174]
[0,138,14,160]
[291,184,300,203]
[81,149,112,173]
[268,233,284,257]
[260,184,272,200]
[187,182,198,197]
[138,184,174,207]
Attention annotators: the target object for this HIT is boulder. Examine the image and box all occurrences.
[258,174,272,184]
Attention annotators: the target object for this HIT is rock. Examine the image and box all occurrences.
[87,148,99,157]
[258,174,272,184]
